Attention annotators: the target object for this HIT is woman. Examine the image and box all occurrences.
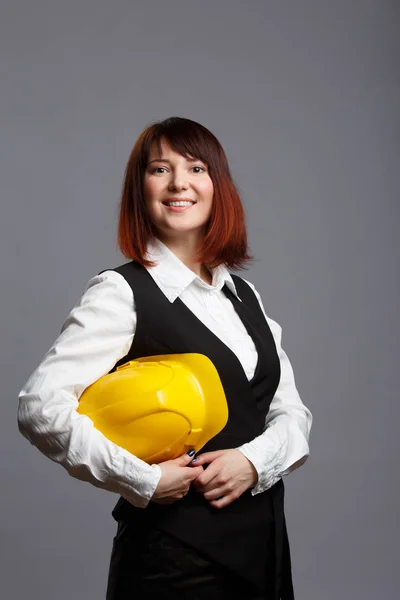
[18,116,312,599]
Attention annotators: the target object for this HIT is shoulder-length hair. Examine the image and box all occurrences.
[117,116,254,270]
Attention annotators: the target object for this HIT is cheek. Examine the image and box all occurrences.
[143,180,164,217]
[143,178,161,200]
[198,179,214,202]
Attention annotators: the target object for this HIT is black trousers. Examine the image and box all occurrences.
[106,521,272,600]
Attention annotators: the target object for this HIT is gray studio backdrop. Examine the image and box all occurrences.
[1,1,399,599]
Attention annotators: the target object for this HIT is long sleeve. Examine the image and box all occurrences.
[236,280,313,495]
[17,270,162,508]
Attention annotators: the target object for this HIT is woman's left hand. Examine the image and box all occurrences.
[189,449,258,509]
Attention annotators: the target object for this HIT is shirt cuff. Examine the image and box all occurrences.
[109,451,162,508]
[236,442,284,495]
[236,420,310,495]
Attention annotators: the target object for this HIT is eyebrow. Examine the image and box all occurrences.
[147,157,203,165]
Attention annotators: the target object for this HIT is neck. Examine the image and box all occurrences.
[154,231,212,283]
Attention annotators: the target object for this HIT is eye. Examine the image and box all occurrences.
[148,165,207,174]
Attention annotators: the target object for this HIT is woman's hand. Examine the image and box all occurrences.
[151,451,204,505]
[190,449,258,509]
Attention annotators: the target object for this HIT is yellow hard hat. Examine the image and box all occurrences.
[77,353,228,464]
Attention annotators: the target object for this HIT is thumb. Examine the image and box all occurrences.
[174,449,197,467]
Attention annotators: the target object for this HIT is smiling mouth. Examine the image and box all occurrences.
[162,200,197,207]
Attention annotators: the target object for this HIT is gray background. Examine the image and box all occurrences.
[1,1,399,598]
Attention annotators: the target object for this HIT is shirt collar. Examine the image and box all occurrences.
[144,236,242,303]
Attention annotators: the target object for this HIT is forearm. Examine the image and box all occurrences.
[236,404,311,494]
[17,270,162,508]
[238,279,313,495]
[18,389,162,507]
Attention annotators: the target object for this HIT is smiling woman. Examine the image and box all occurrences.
[117,116,253,277]
[17,116,312,600]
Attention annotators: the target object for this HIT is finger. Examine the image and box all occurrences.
[186,465,204,480]
[175,450,197,466]
[203,484,231,501]
[192,462,219,489]
[188,462,204,473]
[194,450,224,465]
[153,489,188,504]
[209,496,229,509]
[209,490,241,509]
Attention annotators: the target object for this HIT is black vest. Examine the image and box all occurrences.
[102,261,294,599]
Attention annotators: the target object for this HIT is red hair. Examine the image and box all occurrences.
[116,116,255,270]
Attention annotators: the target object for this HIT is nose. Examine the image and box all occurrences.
[168,168,189,191]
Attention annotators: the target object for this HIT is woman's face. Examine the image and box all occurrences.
[143,139,214,243]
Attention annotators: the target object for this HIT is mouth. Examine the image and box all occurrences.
[162,198,197,207]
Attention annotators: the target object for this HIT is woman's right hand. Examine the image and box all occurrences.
[151,451,204,504]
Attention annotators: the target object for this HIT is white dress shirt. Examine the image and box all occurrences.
[17,238,312,509]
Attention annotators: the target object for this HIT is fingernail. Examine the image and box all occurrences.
[191,457,198,462]
[186,449,195,457]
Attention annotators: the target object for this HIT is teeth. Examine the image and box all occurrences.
[165,201,194,207]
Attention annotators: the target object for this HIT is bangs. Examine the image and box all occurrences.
[139,117,229,177]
